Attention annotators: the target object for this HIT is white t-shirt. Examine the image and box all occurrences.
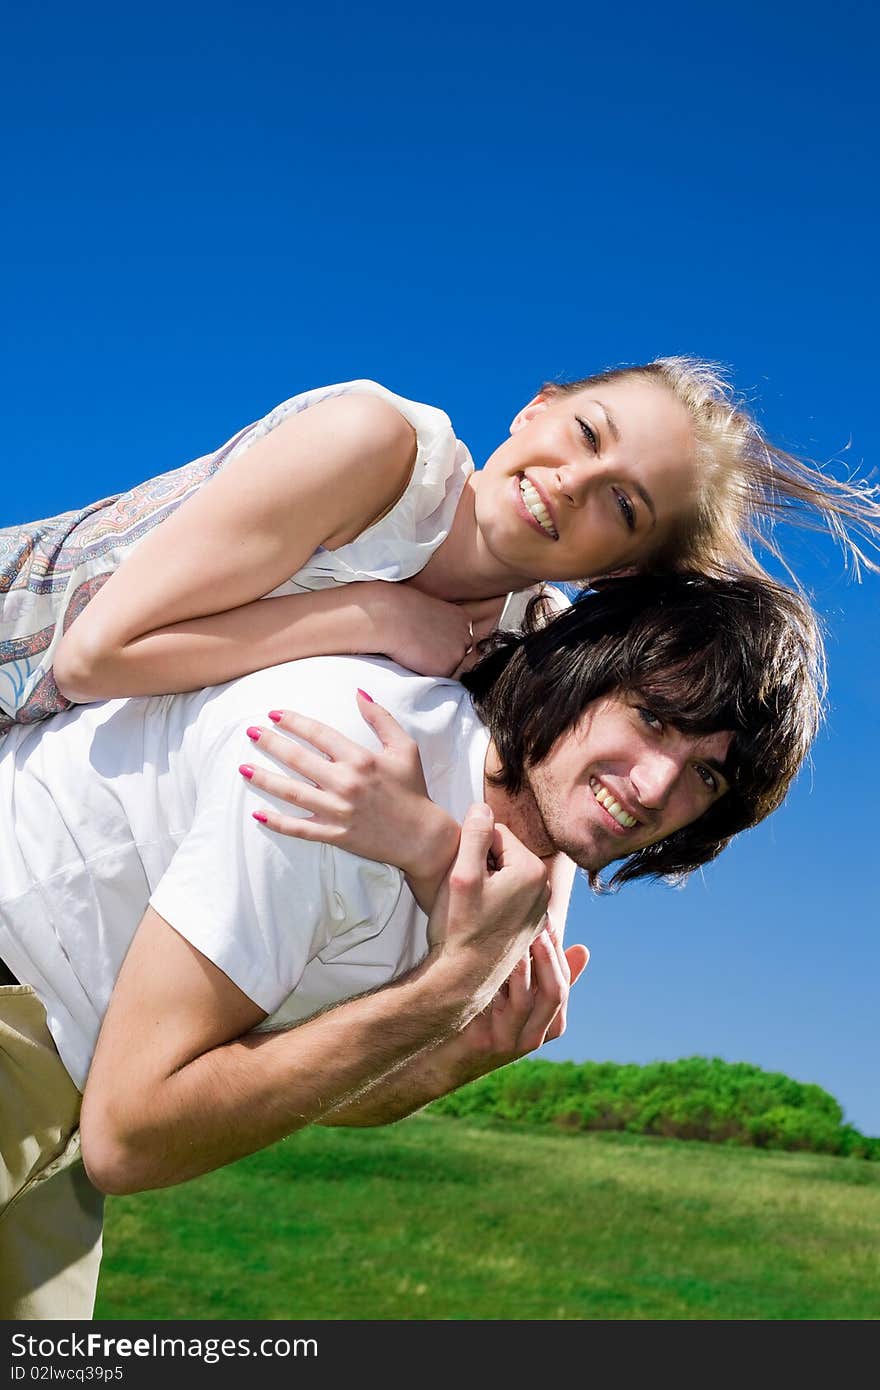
[0,657,490,1089]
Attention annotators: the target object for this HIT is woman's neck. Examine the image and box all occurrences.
[409,476,536,600]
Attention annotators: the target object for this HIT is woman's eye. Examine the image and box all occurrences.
[615,489,636,532]
[577,417,598,451]
[637,707,662,731]
[695,764,718,792]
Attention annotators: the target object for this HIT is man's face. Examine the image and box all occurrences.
[522,693,733,871]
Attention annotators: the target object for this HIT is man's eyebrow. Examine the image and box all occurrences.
[589,399,657,529]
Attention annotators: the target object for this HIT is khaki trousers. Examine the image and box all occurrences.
[0,985,104,1320]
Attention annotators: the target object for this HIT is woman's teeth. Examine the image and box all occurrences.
[590,777,638,828]
[519,477,558,539]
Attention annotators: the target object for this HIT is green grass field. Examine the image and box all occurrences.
[93,1114,880,1320]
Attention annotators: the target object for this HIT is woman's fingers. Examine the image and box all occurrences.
[262,708,367,763]
[355,689,415,752]
[250,805,349,844]
[240,761,345,816]
[244,722,329,786]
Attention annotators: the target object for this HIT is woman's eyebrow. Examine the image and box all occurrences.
[589,399,620,443]
[635,482,657,528]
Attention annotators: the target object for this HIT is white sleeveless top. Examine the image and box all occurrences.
[0,380,478,730]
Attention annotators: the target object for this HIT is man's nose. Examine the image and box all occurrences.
[630,751,680,811]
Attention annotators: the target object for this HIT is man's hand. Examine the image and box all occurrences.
[453,931,590,1078]
[426,803,552,1010]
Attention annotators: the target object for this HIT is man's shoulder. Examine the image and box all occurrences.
[191,656,484,752]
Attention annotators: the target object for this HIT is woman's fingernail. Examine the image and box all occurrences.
[239,764,254,780]
[252,811,268,824]
[268,710,283,722]
[357,688,374,703]
[246,726,261,741]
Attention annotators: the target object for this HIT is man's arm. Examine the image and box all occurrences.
[80,806,549,1195]
[318,920,589,1128]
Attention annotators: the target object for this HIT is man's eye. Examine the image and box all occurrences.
[695,764,718,792]
[577,417,598,451]
[637,707,662,731]
[615,489,636,531]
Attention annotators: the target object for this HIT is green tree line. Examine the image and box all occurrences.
[429,1056,879,1158]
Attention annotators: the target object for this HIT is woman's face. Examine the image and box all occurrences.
[473,377,699,583]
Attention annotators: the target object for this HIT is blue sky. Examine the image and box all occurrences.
[3,1,878,1134]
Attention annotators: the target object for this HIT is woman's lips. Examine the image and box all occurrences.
[512,475,558,541]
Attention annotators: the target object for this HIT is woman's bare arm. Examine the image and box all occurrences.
[53,393,417,701]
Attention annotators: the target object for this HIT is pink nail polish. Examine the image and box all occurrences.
[246,726,261,741]
[268,710,282,723]
[239,765,254,780]
[357,688,374,703]
[252,811,268,824]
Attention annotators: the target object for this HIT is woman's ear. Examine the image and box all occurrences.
[510,390,553,434]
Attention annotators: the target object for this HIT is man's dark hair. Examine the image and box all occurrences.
[461,573,825,889]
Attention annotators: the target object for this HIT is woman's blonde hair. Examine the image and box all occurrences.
[545,357,880,580]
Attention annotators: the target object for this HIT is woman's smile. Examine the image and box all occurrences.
[513,474,559,540]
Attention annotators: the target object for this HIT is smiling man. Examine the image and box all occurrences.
[0,572,823,1320]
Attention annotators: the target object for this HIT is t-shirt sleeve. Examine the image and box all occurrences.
[148,717,405,1014]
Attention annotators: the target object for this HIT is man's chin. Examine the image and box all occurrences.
[552,836,619,874]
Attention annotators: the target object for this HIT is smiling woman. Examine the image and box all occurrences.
[0,359,877,740]
[533,357,880,580]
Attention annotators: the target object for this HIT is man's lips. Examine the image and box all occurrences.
[589,776,641,832]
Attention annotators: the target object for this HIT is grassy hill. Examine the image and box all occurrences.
[94,1113,880,1320]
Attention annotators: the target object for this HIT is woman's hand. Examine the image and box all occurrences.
[241,692,461,911]
[362,583,506,678]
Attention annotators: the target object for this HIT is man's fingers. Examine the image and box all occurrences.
[487,821,537,873]
[507,953,532,1012]
[543,944,590,1042]
[566,945,590,986]
[448,803,496,888]
[519,930,568,1044]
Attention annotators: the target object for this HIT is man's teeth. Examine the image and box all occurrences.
[590,778,638,828]
[519,477,558,539]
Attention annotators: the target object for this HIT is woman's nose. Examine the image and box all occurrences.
[554,464,592,507]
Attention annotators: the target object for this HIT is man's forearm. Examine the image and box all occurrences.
[82,949,487,1195]
[317,1030,488,1127]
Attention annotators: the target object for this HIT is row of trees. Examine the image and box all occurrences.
[429,1056,879,1158]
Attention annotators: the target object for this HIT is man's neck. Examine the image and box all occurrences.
[482,740,555,860]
